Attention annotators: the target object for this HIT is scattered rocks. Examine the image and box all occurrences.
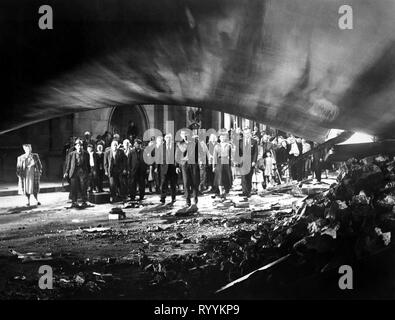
[74,274,85,285]
[147,226,163,232]
[175,232,184,240]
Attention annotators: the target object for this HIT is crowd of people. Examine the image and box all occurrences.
[59,124,334,210]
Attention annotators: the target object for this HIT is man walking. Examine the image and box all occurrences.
[121,139,132,198]
[176,130,200,210]
[63,140,90,208]
[159,133,178,205]
[95,143,105,192]
[128,139,147,202]
[86,144,97,193]
[240,128,258,198]
[104,141,126,203]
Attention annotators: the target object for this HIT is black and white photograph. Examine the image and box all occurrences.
[1,0,395,308]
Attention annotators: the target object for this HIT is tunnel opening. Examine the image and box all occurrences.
[108,105,149,139]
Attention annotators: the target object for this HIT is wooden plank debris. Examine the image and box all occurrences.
[215,254,291,293]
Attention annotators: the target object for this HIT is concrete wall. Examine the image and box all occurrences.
[0,115,74,182]
[73,108,112,138]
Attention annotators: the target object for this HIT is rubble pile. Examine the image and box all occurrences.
[295,157,395,262]
[134,210,303,297]
[138,157,395,296]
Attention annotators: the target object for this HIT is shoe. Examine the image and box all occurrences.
[203,187,212,194]
[238,193,247,197]
[36,202,41,206]
[26,203,30,207]
[80,202,88,208]
[70,202,79,208]
[211,194,217,199]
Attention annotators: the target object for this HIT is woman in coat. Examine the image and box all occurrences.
[16,144,43,206]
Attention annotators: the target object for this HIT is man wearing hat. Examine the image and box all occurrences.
[64,140,90,208]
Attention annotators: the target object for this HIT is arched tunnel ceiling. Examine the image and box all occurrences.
[1,0,395,142]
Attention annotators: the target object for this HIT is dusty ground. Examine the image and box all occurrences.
[2,177,393,300]
[0,178,312,300]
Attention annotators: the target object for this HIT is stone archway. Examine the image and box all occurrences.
[108,105,149,139]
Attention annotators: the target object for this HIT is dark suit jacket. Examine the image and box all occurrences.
[276,146,289,164]
[251,139,258,164]
[104,149,126,177]
[64,150,90,178]
[175,138,199,166]
[127,148,147,175]
[87,152,106,174]
[158,143,177,177]
[239,138,258,164]
[95,152,105,172]
[123,148,132,171]
[151,144,162,169]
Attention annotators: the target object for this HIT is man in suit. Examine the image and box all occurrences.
[86,144,97,193]
[63,140,90,208]
[158,133,178,204]
[104,140,126,203]
[240,128,258,198]
[127,139,147,201]
[288,135,300,181]
[121,139,132,197]
[95,143,105,192]
[154,135,164,193]
[205,133,217,194]
[176,129,200,209]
